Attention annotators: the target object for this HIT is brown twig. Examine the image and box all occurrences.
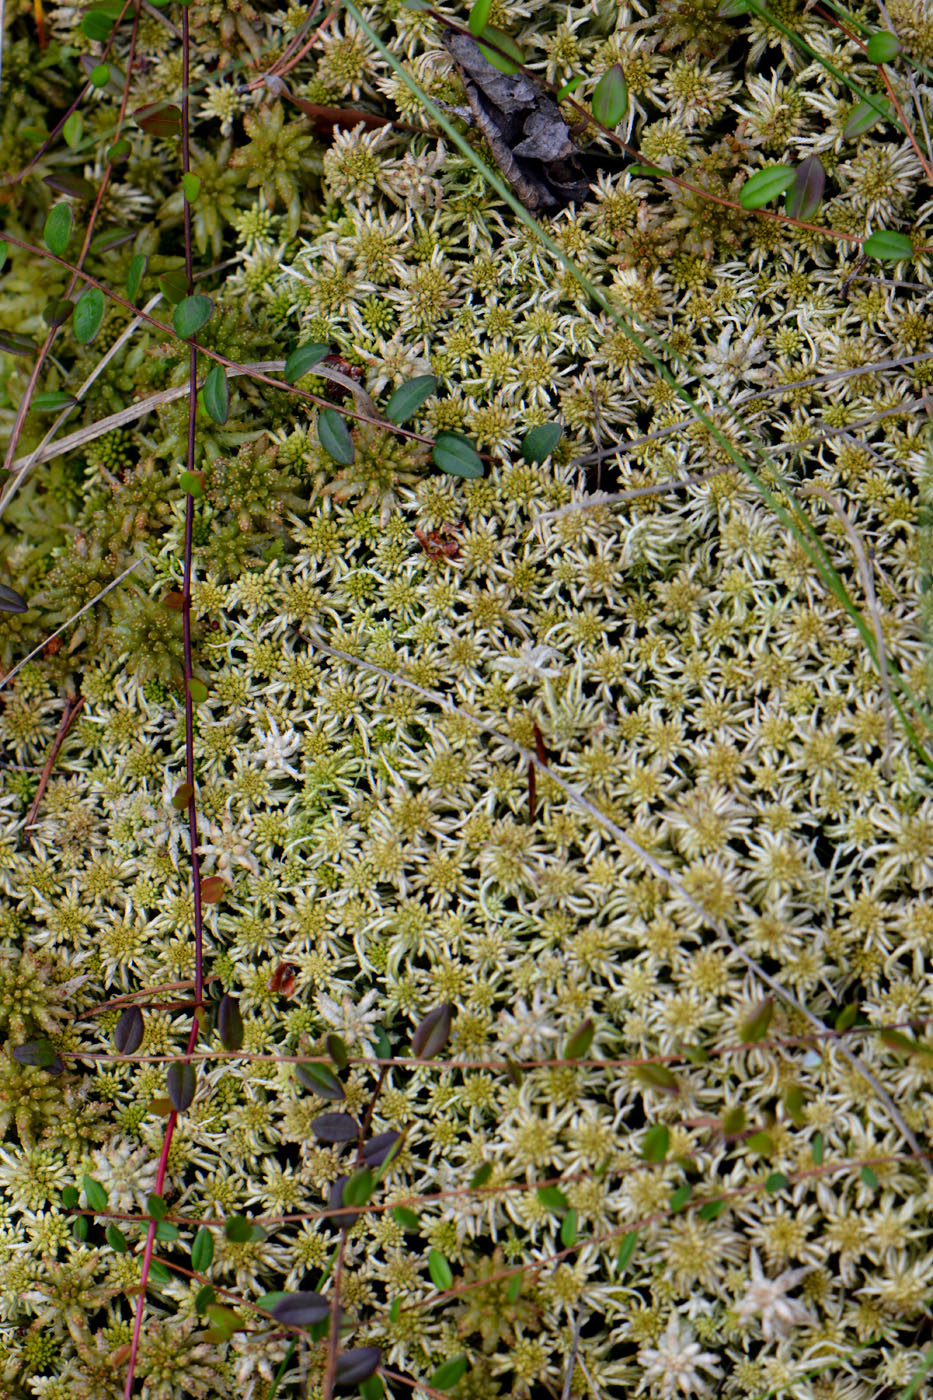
[19,694,85,845]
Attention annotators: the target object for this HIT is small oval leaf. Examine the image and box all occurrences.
[385,374,436,424]
[411,1004,453,1059]
[114,1005,144,1056]
[106,1223,127,1253]
[166,1060,197,1112]
[271,1291,331,1326]
[468,0,491,35]
[202,363,229,425]
[342,1167,374,1207]
[199,875,225,903]
[32,389,77,409]
[563,1019,594,1060]
[633,1063,680,1094]
[616,1229,638,1272]
[843,96,893,139]
[133,101,181,138]
[739,997,773,1043]
[477,26,524,74]
[361,1130,402,1167]
[83,1175,109,1211]
[147,1192,167,1220]
[296,1061,345,1101]
[191,1227,214,1272]
[171,781,194,810]
[335,1349,382,1386]
[63,112,83,148]
[642,1123,670,1162]
[318,408,355,465]
[560,1207,578,1246]
[469,1163,492,1189]
[591,64,628,128]
[44,203,73,258]
[521,423,562,464]
[428,1248,454,1290]
[326,1033,349,1072]
[537,1185,569,1210]
[217,992,244,1051]
[311,1112,360,1143]
[195,1283,216,1314]
[865,30,901,62]
[284,341,330,383]
[173,294,212,339]
[431,1356,468,1390]
[433,431,483,479]
[739,164,796,210]
[126,253,147,304]
[0,583,29,614]
[392,1206,420,1230]
[785,155,825,222]
[863,229,913,261]
[73,286,105,344]
[224,1214,254,1243]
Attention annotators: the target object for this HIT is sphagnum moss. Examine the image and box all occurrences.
[2,0,933,1396]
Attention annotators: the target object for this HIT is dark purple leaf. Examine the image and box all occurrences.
[42,172,96,199]
[270,1291,331,1326]
[326,1176,354,1231]
[217,993,244,1052]
[166,1060,197,1111]
[12,1039,63,1072]
[361,1130,402,1167]
[335,1348,382,1387]
[311,1113,360,1143]
[114,1005,144,1055]
[411,1004,453,1059]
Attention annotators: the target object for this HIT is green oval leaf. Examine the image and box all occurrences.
[785,155,825,222]
[83,1175,108,1211]
[108,138,132,162]
[521,423,562,464]
[563,1018,594,1060]
[158,268,188,305]
[616,1229,638,1273]
[81,10,115,40]
[73,1215,89,1241]
[195,1283,216,1314]
[633,1063,680,1094]
[318,407,355,464]
[295,1060,345,1100]
[865,30,901,62]
[105,1220,127,1254]
[744,1130,774,1155]
[469,1163,492,1189]
[224,1214,253,1243]
[32,390,78,412]
[537,1185,569,1210]
[342,1167,373,1207]
[179,469,205,498]
[431,1356,469,1390]
[861,1165,878,1188]
[63,112,83,149]
[556,75,586,101]
[739,164,796,210]
[863,229,913,261]
[155,1220,180,1241]
[468,0,491,35]
[739,997,773,1043]
[591,64,628,128]
[765,1172,788,1192]
[89,64,111,86]
[284,341,330,382]
[173,294,212,339]
[325,1033,349,1072]
[191,1227,214,1272]
[811,1132,824,1165]
[202,363,229,425]
[428,1248,454,1290]
[147,1192,167,1220]
[560,1207,578,1246]
[166,1060,197,1112]
[385,373,437,424]
[843,96,893,139]
[433,431,483,479]
[72,286,105,344]
[44,203,73,258]
[62,1185,79,1210]
[391,1206,420,1230]
[642,1123,670,1162]
[126,253,146,304]
[698,1197,726,1219]
[183,172,201,203]
[477,26,524,74]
